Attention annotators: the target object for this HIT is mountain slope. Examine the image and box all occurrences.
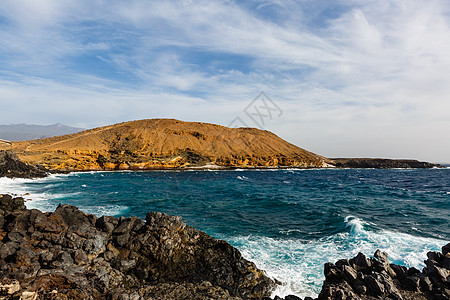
[0,119,329,170]
[0,123,85,141]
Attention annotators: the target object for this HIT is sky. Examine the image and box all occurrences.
[0,0,449,163]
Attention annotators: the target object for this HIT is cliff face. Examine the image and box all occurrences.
[0,119,328,171]
[0,195,275,299]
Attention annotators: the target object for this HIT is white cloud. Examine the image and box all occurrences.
[0,0,449,162]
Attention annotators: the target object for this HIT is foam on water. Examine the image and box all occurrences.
[0,174,68,199]
[226,216,447,299]
[76,204,129,217]
[0,174,128,215]
[1,169,448,298]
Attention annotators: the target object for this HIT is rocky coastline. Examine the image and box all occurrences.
[0,151,48,179]
[0,194,275,299]
[319,247,450,300]
[329,158,441,169]
[1,150,448,299]
[0,194,449,300]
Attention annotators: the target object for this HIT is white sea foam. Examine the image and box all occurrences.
[78,205,129,217]
[227,216,447,299]
[0,174,80,212]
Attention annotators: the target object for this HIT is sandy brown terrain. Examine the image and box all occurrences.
[0,119,329,171]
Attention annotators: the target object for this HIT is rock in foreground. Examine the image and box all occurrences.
[1,119,328,171]
[0,195,275,299]
[319,246,450,300]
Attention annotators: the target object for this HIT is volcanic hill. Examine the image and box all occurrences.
[0,119,329,171]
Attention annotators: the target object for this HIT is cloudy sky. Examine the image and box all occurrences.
[1,0,449,162]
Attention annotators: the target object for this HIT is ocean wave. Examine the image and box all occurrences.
[0,174,77,212]
[78,204,129,217]
[226,216,447,299]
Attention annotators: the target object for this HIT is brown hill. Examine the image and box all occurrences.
[0,119,329,171]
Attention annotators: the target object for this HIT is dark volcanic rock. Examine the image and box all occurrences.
[0,150,48,178]
[0,194,26,211]
[0,195,275,299]
[330,158,441,169]
[318,244,450,300]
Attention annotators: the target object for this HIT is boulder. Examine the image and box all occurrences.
[0,194,26,211]
[318,246,450,300]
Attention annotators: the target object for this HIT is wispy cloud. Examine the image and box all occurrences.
[0,0,449,161]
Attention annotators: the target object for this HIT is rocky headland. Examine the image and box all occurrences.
[330,158,440,169]
[0,119,329,171]
[319,246,450,300]
[0,150,48,179]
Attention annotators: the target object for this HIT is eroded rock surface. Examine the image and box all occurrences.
[329,158,440,169]
[0,195,275,299]
[318,247,450,300]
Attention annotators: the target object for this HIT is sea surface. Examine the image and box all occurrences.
[1,168,449,298]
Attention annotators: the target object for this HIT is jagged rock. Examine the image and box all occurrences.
[403,276,420,291]
[284,295,302,300]
[0,279,20,295]
[0,150,47,178]
[318,244,450,300]
[330,158,441,169]
[0,194,26,211]
[442,244,450,256]
[0,195,275,299]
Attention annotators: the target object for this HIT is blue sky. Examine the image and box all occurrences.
[1,0,450,162]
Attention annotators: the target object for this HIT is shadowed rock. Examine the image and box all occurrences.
[318,244,450,300]
[0,150,48,178]
[0,195,275,299]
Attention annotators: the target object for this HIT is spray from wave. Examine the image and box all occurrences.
[227,216,446,299]
[0,174,129,216]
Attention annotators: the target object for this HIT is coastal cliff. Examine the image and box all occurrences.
[0,195,275,299]
[0,119,328,171]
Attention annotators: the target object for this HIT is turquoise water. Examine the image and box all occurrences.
[1,168,449,298]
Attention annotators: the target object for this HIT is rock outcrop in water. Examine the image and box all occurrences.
[0,119,329,171]
[0,194,274,299]
[329,158,440,169]
[0,150,47,178]
[318,247,450,300]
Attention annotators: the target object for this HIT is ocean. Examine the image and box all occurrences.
[1,168,449,298]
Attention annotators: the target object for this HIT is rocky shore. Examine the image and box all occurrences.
[0,194,449,300]
[329,158,441,169]
[0,151,48,179]
[0,194,274,299]
[319,246,450,300]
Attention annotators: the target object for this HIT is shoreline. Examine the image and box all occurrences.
[0,194,449,300]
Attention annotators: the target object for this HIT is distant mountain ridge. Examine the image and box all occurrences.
[0,123,85,141]
[0,119,329,170]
